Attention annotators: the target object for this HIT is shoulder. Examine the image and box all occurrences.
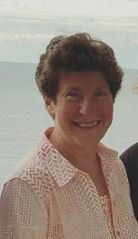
[120,143,138,184]
[4,144,55,201]
[120,143,138,168]
[113,157,129,181]
[120,143,138,159]
[99,143,128,183]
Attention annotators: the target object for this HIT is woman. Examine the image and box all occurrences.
[0,33,138,238]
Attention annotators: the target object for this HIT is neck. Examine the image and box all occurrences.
[49,130,99,171]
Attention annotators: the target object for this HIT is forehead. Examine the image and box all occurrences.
[58,71,109,90]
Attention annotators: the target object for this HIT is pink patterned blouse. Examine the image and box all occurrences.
[100,193,115,238]
[0,127,138,238]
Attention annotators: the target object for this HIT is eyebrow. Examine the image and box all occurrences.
[64,84,110,92]
[65,87,80,91]
[96,86,110,91]
[96,86,109,90]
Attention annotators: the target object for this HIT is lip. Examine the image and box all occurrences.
[73,120,101,128]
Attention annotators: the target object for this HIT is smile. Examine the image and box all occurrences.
[73,120,101,128]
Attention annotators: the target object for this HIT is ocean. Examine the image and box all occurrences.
[0,62,138,192]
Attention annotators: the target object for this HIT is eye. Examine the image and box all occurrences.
[95,90,111,98]
[64,91,81,101]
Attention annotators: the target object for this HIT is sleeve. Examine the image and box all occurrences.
[120,142,138,171]
[120,143,138,195]
[0,178,48,239]
[120,143,138,222]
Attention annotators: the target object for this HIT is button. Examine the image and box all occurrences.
[116,230,120,237]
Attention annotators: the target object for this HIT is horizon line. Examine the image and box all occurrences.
[0,60,138,71]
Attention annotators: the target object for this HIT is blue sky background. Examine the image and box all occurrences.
[0,0,138,69]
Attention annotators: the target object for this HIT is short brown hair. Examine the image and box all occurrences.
[35,33,123,101]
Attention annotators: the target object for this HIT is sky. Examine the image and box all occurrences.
[1,0,138,17]
[0,0,138,69]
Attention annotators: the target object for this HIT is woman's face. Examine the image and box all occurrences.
[46,71,113,149]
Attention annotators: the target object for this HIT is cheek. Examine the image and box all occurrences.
[54,105,74,122]
[58,102,77,118]
[106,106,113,121]
[101,102,113,120]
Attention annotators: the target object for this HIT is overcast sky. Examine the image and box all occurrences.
[1,0,138,17]
[0,0,138,69]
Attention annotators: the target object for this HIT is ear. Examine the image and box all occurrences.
[44,96,55,118]
[44,96,52,107]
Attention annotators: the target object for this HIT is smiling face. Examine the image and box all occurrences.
[46,71,113,150]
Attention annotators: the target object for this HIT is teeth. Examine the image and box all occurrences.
[75,121,100,128]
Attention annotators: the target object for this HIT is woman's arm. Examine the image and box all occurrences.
[0,178,48,239]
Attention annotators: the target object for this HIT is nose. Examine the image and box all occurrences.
[79,98,93,116]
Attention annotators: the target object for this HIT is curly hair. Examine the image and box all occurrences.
[35,33,123,101]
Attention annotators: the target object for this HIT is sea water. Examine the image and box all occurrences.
[0,62,138,192]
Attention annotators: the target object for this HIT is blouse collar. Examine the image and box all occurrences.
[37,127,118,187]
